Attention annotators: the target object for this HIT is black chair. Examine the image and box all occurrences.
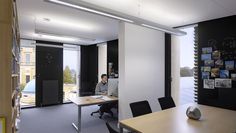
[91,104,113,119]
[106,122,118,133]
[130,100,152,117]
[158,97,176,110]
[91,102,118,119]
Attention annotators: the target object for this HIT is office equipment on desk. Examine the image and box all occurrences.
[130,100,152,117]
[158,97,176,110]
[0,117,5,133]
[68,96,118,133]
[108,78,118,97]
[120,103,236,133]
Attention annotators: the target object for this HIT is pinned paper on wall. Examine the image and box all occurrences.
[0,117,6,133]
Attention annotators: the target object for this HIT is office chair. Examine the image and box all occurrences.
[91,102,117,119]
[106,122,118,133]
[130,100,152,117]
[158,97,176,110]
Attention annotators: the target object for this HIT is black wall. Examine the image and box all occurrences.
[198,16,236,110]
[165,34,171,97]
[80,45,98,96]
[36,40,63,106]
[107,39,119,78]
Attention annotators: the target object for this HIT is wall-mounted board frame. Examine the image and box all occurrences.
[0,117,6,133]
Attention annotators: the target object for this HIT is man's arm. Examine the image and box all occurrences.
[95,83,101,95]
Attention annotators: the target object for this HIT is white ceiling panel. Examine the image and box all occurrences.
[79,0,236,27]
[17,0,236,45]
[17,0,119,45]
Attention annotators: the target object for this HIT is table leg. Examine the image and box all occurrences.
[72,106,81,133]
[119,125,123,133]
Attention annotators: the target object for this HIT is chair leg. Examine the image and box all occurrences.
[99,111,104,119]
[108,110,113,117]
[91,110,100,116]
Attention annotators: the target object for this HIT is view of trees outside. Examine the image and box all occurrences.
[179,27,195,105]
[63,46,80,102]
[63,65,78,102]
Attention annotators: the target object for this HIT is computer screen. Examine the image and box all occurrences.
[108,78,118,97]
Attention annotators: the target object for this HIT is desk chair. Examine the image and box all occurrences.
[158,97,176,110]
[130,100,152,117]
[91,104,114,119]
[106,122,118,133]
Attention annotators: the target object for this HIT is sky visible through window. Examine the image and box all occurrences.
[63,49,79,73]
[180,27,194,68]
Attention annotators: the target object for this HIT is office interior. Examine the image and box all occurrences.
[0,0,236,133]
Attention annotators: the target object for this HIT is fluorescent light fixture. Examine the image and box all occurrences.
[46,0,134,23]
[36,34,79,42]
[35,29,96,42]
[141,24,186,36]
[32,43,80,50]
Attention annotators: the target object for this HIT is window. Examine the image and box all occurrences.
[26,75,30,83]
[25,53,30,64]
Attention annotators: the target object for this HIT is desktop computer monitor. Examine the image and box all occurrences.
[108,78,118,97]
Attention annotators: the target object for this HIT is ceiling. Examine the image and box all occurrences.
[78,0,236,27]
[17,0,119,45]
[17,0,236,45]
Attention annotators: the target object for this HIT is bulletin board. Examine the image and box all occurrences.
[0,117,6,133]
[197,16,236,110]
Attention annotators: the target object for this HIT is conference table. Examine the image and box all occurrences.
[119,103,236,133]
[68,95,118,133]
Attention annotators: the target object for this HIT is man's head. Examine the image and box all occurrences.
[101,74,107,83]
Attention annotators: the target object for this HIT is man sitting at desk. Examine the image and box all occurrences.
[95,74,108,95]
[93,74,117,118]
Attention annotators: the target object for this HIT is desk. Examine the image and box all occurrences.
[120,103,236,133]
[68,95,118,133]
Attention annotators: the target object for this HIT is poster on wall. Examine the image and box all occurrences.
[202,47,212,54]
[211,68,220,77]
[212,51,221,59]
[215,78,232,88]
[201,54,211,60]
[215,59,224,68]
[231,74,236,81]
[203,79,215,89]
[225,61,234,70]
[0,117,5,133]
[220,70,229,78]
[201,66,211,72]
[205,60,214,66]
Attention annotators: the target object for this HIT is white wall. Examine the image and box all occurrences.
[98,43,107,81]
[171,36,180,105]
[119,22,165,120]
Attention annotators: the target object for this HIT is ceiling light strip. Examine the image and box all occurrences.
[141,24,183,35]
[46,0,134,23]
[32,43,80,50]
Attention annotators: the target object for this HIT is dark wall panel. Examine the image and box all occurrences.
[36,40,63,106]
[107,39,119,78]
[198,16,236,110]
[165,33,171,97]
[80,45,98,96]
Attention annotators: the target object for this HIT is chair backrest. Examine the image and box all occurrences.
[106,122,118,133]
[158,97,176,110]
[130,100,152,117]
